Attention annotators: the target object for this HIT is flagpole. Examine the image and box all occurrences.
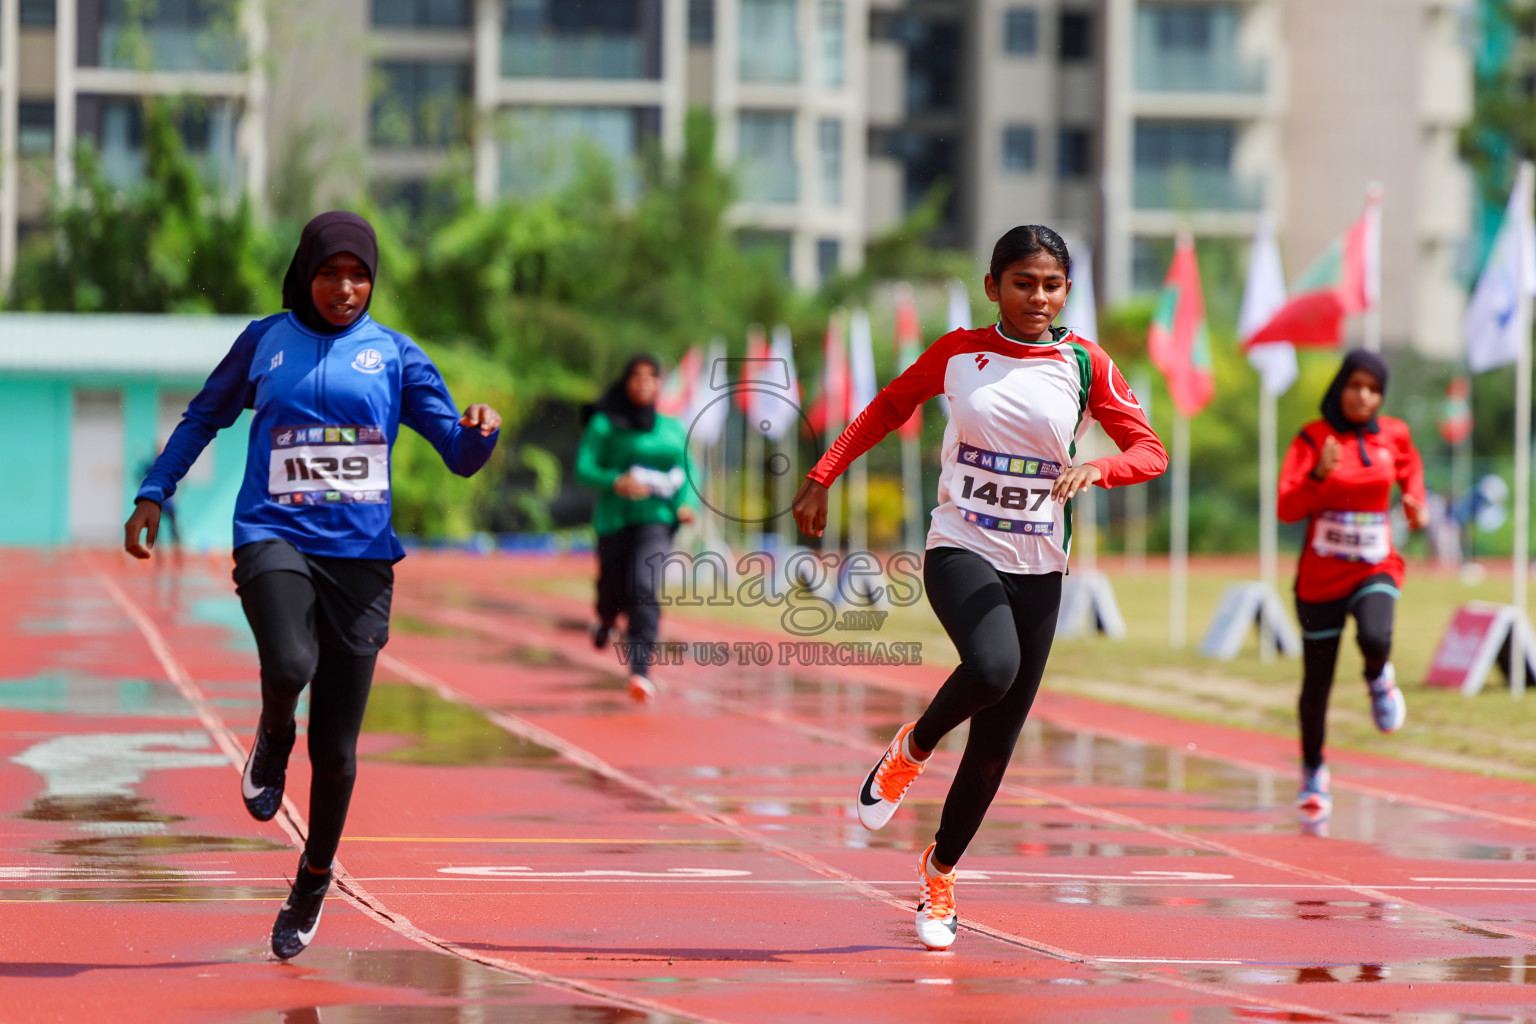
[1170,413,1190,649]
[1364,181,1384,353]
[1512,163,1535,697]
[1258,384,1278,662]
[1127,370,1151,571]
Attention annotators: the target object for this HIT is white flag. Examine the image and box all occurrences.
[946,277,971,333]
[848,308,879,422]
[1060,239,1098,342]
[1466,161,1536,374]
[687,337,730,446]
[752,324,801,440]
[1239,217,1298,396]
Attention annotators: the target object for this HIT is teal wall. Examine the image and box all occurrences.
[0,380,72,544]
[0,374,251,550]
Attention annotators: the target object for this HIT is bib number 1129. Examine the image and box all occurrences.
[283,455,371,482]
[960,475,1050,511]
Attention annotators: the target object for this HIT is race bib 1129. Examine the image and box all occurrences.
[954,443,1061,535]
[268,424,389,506]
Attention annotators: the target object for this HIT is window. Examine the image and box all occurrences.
[372,0,471,27]
[1002,125,1036,173]
[85,97,240,190]
[818,1,845,87]
[902,16,961,113]
[20,0,56,26]
[740,0,799,83]
[739,231,793,279]
[503,0,660,80]
[688,0,714,43]
[1154,6,1213,50]
[1058,127,1091,178]
[89,0,242,71]
[1005,8,1038,55]
[19,103,55,155]
[817,239,841,282]
[1059,11,1092,60]
[371,61,472,149]
[737,110,797,203]
[1134,120,1234,170]
[818,117,842,206]
[499,106,654,199]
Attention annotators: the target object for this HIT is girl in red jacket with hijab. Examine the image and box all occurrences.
[1278,350,1428,814]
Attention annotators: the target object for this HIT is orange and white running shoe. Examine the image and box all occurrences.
[627,674,657,704]
[856,721,928,830]
[916,842,958,950]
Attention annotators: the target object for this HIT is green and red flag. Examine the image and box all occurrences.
[1439,376,1472,445]
[1245,191,1381,349]
[894,283,923,441]
[1148,233,1214,418]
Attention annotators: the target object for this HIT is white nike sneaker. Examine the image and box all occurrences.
[1367,663,1406,733]
[916,843,958,950]
[272,853,331,960]
[856,721,928,831]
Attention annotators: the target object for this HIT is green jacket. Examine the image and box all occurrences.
[575,410,696,537]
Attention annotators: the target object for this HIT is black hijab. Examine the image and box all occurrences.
[282,211,379,335]
[1320,349,1389,435]
[583,355,662,432]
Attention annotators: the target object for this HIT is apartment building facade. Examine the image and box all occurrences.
[0,0,1477,354]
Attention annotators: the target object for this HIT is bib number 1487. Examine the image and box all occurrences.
[960,475,1050,511]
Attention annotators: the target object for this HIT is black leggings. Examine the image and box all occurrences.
[1294,575,1398,771]
[595,522,674,678]
[915,546,1062,867]
[238,570,378,870]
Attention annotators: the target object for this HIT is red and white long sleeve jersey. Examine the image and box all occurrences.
[808,325,1168,575]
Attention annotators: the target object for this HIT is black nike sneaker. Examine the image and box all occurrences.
[242,720,296,822]
[272,854,331,960]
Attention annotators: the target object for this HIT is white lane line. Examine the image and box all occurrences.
[379,642,1385,1024]
[95,565,735,1024]
[1099,958,1243,965]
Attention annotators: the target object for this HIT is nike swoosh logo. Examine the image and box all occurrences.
[242,748,264,800]
[296,902,324,946]
[859,757,887,807]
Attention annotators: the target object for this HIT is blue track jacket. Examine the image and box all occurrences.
[137,311,499,560]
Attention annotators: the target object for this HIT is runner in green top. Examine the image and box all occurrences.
[575,355,696,703]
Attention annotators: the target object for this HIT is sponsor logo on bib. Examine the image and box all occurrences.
[351,349,384,374]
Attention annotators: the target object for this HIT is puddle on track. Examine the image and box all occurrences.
[360,683,558,766]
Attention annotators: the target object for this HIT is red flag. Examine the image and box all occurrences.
[1147,233,1214,418]
[1440,376,1472,445]
[736,325,770,413]
[1245,191,1381,349]
[894,284,923,441]
[805,311,850,439]
[656,346,700,417]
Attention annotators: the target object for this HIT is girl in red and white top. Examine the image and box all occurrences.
[1278,350,1427,815]
[792,225,1167,951]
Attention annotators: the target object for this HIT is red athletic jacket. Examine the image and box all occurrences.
[1278,416,1425,603]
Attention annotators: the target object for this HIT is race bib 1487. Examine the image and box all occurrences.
[954,443,1061,535]
[268,424,389,506]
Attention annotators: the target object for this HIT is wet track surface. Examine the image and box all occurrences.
[4,551,1536,1022]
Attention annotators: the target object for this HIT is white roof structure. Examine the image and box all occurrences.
[0,313,255,375]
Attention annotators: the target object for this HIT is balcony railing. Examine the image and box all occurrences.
[501,35,650,79]
[1133,167,1263,211]
[98,26,243,72]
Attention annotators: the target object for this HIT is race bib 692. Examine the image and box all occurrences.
[268,424,389,506]
[1311,510,1389,564]
[955,443,1061,535]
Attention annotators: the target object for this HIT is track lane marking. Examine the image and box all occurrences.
[376,647,1387,1024]
[95,563,735,1024]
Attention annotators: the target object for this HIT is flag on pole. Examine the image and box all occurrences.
[1239,217,1298,397]
[1465,163,1536,373]
[1059,240,1098,342]
[746,324,801,440]
[894,283,923,440]
[687,337,730,447]
[1440,376,1473,445]
[806,310,850,438]
[1148,233,1215,418]
[848,308,879,423]
[656,346,701,417]
[737,325,771,414]
[1245,192,1381,348]
[946,278,971,333]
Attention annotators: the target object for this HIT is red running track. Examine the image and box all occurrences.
[3,549,1536,1023]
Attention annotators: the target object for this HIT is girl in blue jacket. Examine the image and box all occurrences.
[124,211,501,959]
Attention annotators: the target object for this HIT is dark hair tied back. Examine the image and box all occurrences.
[989,225,1072,283]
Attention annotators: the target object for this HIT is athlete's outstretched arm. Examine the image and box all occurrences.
[1082,349,1168,488]
[399,339,501,477]
[127,323,264,558]
[1277,431,1325,524]
[1395,426,1430,529]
